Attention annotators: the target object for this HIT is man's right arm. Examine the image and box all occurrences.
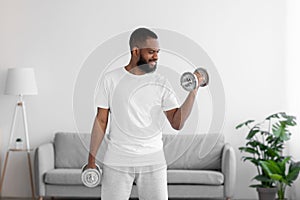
[87,107,109,168]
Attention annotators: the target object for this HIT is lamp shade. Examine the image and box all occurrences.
[5,68,38,95]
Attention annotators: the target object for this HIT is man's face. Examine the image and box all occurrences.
[136,38,160,73]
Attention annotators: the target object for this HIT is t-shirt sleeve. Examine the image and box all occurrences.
[95,76,110,109]
[161,79,179,111]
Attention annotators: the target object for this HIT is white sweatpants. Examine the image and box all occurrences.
[101,164,168,200]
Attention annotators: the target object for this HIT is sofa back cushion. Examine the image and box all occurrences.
[163,133,224,170]
[54,132,224,170]
[54,132,107,168]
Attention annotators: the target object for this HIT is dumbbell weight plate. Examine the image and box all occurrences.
[195,68,209,87]
[81,164,102,188]
[180,72,198,91]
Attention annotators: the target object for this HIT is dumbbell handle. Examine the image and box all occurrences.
[84,162,97,170]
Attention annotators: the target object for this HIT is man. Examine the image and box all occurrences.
[87,27,203,200]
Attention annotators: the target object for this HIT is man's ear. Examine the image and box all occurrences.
[132,47,140,58]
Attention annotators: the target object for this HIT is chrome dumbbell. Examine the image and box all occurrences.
[81,163,102,188]
[180,67,209,91]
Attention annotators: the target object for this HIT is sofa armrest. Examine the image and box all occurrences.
[221,143,236,198]
[34,142,55,197]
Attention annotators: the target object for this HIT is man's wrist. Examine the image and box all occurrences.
[191,88,198,96]
[88,152,96,163]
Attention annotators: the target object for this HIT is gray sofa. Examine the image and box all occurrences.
[35,132,236,200]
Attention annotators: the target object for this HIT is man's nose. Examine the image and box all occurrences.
[153,52,158,60]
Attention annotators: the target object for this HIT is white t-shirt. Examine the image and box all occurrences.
[96,67,179,166]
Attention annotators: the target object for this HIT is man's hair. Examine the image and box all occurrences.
[129,27,158,51]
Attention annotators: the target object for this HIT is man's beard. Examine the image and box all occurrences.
[137,56,157,73]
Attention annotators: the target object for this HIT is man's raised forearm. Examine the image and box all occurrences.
[172,89,198,130]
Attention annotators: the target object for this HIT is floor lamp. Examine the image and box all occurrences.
[0,68,38,199]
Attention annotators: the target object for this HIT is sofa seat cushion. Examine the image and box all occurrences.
[45,169,83,185]
[45,169,223,186]
[167,170,224,185]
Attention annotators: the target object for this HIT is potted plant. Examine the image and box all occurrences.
[260,156,300,200]
[236,112,297,200]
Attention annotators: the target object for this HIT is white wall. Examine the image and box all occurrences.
[286,0,300,199]
[0,0,292,199]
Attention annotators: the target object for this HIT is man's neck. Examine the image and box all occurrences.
[125,64,146,75]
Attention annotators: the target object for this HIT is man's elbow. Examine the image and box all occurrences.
[171,121,184,130]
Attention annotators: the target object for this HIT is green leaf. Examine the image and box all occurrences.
[272,122,291,141]
[282,132,291,141]
[282,179,290,186]
[236,120,255,129]
[249,184,264,188]
[285,119,296,126]
[246,128,260,140]
[266,113,280,120]
[290,161,300,171]
[239,147,259,155]
[287,169,300,182]
[241,157,260,166]
[260,160,282,175]
[246,141,260,148]
[265,148,280,159]
[269,174,282,181]
[279,112,287,117]
[246,157,260,165]
[282,113,297,126]
[257,143,268,152]
[287,165,300,182]
[242,156,255,161]
[250,159,260,166]
[253,175,273,182]
[278,157,291,172]
[272,122,285,137]
[266,135,275,143]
